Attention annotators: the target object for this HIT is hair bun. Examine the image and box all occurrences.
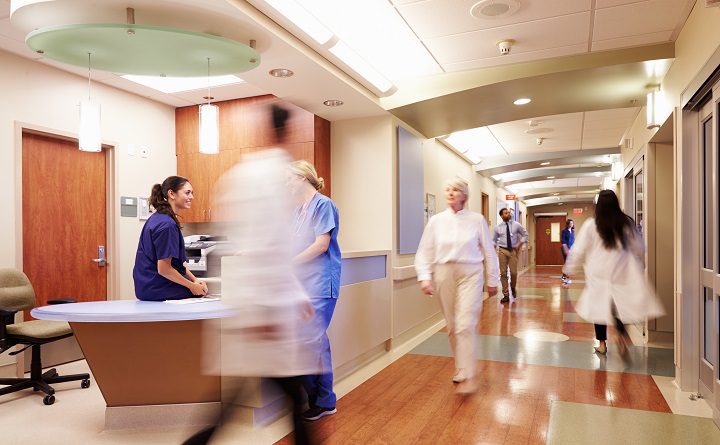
[316,177,325,191]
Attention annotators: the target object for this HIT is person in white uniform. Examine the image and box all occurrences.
[415,178,500,394]
[562,190,664,358]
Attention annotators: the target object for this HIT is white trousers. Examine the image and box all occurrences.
[434,263,483,378]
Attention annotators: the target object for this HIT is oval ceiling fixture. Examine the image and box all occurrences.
[471,0,521,19]
[323,99,344,107]
[26,24,260,77]
[269,68,294,78]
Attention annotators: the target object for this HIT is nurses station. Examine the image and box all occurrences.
[4,0,720,443]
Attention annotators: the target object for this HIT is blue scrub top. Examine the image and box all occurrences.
[561,228,575,248]
[293,193,341,299]
[133,212,192,301]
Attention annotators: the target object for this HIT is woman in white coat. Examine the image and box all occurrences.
[563,190,664,357]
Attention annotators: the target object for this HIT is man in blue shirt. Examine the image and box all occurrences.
[493,208,528,303]
[561,219,575,284]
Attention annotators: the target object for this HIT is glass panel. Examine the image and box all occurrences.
[705,287,715,365]
[704,117,713,269]
[551,222,560,242]
[635,171,644,236]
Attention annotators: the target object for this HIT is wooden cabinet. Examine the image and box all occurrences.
[176,95,330,223]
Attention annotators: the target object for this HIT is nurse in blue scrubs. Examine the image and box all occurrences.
[288,160,341,422]
[133,176,208,301]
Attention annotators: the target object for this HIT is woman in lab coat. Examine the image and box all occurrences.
[562,190,664,356]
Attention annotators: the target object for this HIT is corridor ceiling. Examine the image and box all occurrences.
[0,0,697,206]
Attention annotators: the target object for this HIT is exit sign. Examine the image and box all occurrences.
[573,208,583,214]
[506,194,516,200]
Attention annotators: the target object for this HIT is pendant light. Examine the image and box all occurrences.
[199,57,219,154]
[79,52,101,152]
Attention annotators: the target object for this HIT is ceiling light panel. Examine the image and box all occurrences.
[121,75,244,94]
[295,0,441,81]
[443,127,507,162]
[262,0,333,44]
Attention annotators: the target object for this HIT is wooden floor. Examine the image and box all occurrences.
[277,266,671,445]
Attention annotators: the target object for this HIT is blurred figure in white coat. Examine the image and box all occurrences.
[563,190,664,358]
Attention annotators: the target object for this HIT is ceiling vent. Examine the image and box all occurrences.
[471,0,521,19]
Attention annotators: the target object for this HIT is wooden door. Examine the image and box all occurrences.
[22,131,107,314]
[535,216,566,265]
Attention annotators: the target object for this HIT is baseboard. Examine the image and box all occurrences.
[105,402,221,430]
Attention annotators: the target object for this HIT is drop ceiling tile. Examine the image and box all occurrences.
[396,0,591,39]
[424,12,591,65]
[0,0,9,20]
[578,176,605,186]
[491,112,584,153]
[443,43,587,72]
[593,0,685,41]
[595,0,644,8]
[592,31,673,51]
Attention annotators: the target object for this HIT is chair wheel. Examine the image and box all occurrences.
[81,379,91,389]
[43,395,55,405]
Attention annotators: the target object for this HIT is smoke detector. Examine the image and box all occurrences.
[471,0,521,19]
[496,39,515,55]
[536,137,544,146]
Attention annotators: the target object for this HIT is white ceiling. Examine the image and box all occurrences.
[0,0,699,206]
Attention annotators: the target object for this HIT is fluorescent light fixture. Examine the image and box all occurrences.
[263,0,333,44]
[547,176,555,179]
[199,104,219,154]
[646,87,662,129]
[329,41,393,93]
[553,193,560,196]
[513,98,531,105]
[79,100,101,152]
[540,161,551,166]
[442,127,506,164]
[122,75,244,94]
[611,160,623,181]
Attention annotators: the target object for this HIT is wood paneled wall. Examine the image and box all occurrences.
[175,95,331,222]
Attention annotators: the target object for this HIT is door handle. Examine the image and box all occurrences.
[92,245,107,267]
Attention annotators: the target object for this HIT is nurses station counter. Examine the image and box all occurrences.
[31,250,400,430]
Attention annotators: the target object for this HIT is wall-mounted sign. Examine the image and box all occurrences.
[545,228,551,235]
[573,208,583,215]
[506,194,516,201]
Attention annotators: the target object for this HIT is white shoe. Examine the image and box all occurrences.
[565,278,572,284]
[452,369,466,383]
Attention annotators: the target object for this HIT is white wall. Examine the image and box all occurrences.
[1,50,176,300]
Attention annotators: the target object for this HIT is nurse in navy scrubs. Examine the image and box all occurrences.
[133,176,208,301]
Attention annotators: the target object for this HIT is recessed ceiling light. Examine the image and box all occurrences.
[540,162,551,166]
[323,99,344,107]
[558,203,563,205]
[547,176,555,179]
[513,98,531,105]
[553,193,560,196]
[269,68,294,78]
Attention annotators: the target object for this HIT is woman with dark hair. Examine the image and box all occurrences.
[133,176,208,301]
[560,219,574,284]
[562,190,663,357]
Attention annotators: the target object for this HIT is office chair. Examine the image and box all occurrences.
[0,268,90,405]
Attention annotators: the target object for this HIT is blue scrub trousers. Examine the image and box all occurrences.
[304,297,337,409]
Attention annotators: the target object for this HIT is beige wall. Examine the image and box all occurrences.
[330,116,394,253]
[1,49,176,300]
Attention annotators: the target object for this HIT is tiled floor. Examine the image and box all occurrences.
[278,266,718,444]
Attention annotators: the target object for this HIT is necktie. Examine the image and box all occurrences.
[506,222,512,249]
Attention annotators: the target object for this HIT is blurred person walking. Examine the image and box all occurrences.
[415,178,500,394]
[287,160,341,421]
[562,190,664,357]
[184,105,322,445]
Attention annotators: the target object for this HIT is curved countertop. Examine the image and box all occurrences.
[31,299,235,323]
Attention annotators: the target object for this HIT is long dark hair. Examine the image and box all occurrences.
[595,189,634,249]
[149,176,189,228]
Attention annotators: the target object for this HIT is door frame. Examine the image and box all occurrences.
[13,121,117,301]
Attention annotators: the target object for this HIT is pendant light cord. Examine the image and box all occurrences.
[87,52,92,101]
[206,57,211,105]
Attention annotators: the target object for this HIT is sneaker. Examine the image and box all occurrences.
[565,278,572,284]
[302,406,337,421]
[452,369,466,383]
[500,295,510,304]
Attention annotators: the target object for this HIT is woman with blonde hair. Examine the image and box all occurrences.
[287,160,342,421]
[415,178,499,394]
